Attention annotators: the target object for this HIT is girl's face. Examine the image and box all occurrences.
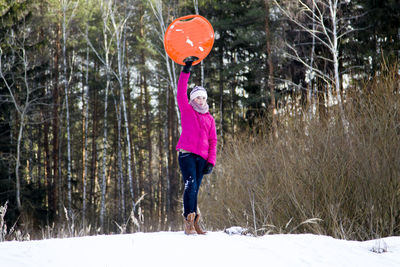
[194,96,206,106]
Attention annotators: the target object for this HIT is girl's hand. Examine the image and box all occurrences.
[182,59,193,73]
[203,162,214,175]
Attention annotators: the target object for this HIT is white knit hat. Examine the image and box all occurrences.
[190,86,208,101]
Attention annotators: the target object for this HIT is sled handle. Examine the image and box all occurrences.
[177,14,202,21]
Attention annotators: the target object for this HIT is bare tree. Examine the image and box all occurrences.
[98,0,112,233]
[82,0,91,231]
[0,47,27,211]
[147,0,182,228]
[264,0,278,137]
[85,0,136,230]
[0,30,46,211]
[274,0,358,127]
[111,89,126,223]
[60,0,79,218]
[108,0,137,215]
[147,0,179,118]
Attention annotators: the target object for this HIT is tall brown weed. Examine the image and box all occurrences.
[201,65,400,240]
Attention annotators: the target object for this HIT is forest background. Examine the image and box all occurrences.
[0,0,399,241]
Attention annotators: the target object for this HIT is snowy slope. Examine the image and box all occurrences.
[1,231,400,267]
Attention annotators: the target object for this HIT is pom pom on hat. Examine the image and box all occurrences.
[190,86,208,101]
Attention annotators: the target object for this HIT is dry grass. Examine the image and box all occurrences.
[201,65,400,240]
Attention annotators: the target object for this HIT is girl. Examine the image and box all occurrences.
[176,60,217,235]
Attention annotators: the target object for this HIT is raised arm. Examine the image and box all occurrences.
[177,60,193,112]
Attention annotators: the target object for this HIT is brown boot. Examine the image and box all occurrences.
[184,212,197,235]
[194,214,207,235]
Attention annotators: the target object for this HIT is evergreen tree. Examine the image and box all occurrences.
[352,0,400,74]
[197,0,268,135]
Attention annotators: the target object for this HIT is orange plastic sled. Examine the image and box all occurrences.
[164,15,214,66]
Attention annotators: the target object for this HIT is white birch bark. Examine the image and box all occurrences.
[0,33,35,211]
[274,0,354,129]
[61,0,78,218]
[0,55,27,210]
[82,0,90,231]
[147,2,181,202]
[108,0,136,212]
[264,0,278,138]
[112,90,125,222]
[147,0,180,121]
[309,1,316,108]
[84,0,135,228]
[99,0,111,232]
[329,0,346,119]
[303,1,317,125]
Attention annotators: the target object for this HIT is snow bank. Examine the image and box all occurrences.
[1,231,400,267]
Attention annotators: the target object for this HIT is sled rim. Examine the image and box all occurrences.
[164,14,214,66]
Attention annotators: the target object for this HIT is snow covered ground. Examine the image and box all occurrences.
[1,230,400,267]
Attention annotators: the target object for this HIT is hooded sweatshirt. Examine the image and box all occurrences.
[176,72,217,165]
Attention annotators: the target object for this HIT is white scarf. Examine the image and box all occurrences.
[189,99,209,114]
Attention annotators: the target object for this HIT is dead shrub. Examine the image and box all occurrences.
[200,64,400,240]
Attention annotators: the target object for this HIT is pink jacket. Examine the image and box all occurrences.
[176,72,217,165]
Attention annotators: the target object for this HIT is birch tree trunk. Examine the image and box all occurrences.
[62,0,71,217]
[43,102,52,219]
[147,2,182,227]
[61,0,78,218]
[112,90,125,223]
[144,78,153,220]
[99,3,111,232]
[148,0,179,120]
[156,75,166,230]
[15,114,25,210]
[99,76,110,233]
[82,0,90,231]
[89,64,99,224]
[0,36,32,211]
[329,0,347,128]
[53,22,61,220]
[0,74,27,210]
[109,0,136,212]
[274,0,353,130]
[264,0,277,138]
[308,1,316,114]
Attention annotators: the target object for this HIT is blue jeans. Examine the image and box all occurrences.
[178,152,207,219]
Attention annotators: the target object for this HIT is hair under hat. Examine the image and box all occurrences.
[190,86,208,101]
